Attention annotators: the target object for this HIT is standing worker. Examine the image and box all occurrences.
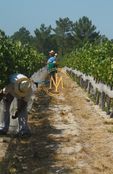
[47,50,57,80]
[0,73,35,138]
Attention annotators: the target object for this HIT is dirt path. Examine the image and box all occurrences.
[1,71,113,174]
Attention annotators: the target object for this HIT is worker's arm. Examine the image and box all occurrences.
[0,89,4,101]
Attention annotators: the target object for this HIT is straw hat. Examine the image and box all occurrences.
[49,50,55,55]
[14,77,32,97]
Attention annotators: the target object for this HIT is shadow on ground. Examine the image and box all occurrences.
[0,88,67,174]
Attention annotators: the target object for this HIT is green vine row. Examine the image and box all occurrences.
[0,33,46,88]
[62,41,113,86]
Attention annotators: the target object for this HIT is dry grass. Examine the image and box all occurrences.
[107,126,113,133]
[104,119,113,125]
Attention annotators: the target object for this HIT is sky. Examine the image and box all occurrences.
[0,0,113,39]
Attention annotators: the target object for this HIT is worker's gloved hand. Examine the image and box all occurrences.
[12,111,19,119]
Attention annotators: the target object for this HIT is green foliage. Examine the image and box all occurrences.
[34,24,52,54]
[73,16,101,47]
[0,32,45,88]
[11,27,33,45]
[54,17,74,55]
[62,41,113,86]
[0,15,111,89]
[9,16,106,56]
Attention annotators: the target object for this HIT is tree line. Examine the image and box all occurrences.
[2,16,110,57]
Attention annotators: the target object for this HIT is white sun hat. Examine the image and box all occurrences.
[10,74,32,97]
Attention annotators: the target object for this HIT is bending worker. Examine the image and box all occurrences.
[0,73,35,137]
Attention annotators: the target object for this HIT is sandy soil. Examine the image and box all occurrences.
[0,70,113,174]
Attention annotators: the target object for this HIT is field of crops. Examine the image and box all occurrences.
[62,41,113,86]
[0,32,46,88]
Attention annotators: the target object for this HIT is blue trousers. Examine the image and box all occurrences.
[2,93,30,134]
